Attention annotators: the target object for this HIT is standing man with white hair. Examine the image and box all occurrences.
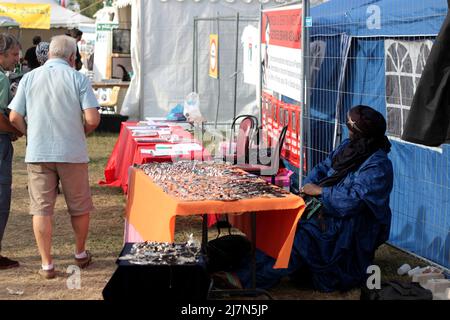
[8,35,100,279]
[0,33,23,270]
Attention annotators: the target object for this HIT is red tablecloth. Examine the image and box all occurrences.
[99,122,209,193]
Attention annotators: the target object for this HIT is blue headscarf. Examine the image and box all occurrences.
[319,105,391,187]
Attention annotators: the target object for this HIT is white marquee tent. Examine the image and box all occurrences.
[1,0,94,27]
[119,0,325,121]
[0,0,94,48]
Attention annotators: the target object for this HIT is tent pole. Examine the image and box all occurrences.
[232,12,239,120]
[258,4,263,127]
[304,0,312,177]
[299,0,310,187]
[138,0,144,120]
[193,17,197,92]
[214,13,221,129]
[195,18,199,93]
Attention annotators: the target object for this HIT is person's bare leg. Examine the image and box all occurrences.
[70,213,89,254]
[33,215,53,266]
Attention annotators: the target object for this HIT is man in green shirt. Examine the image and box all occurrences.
[0,33,23,269]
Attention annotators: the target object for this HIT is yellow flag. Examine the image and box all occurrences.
[0,3,51,29]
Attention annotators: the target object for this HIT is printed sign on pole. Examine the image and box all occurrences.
[209,34,219,79]
[96,23,119,32]
[262,4,303,101]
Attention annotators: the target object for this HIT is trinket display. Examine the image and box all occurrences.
[118,240,201,265]
[138,161,290,201]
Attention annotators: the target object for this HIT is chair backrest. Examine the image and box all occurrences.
[230,115,258,162]
[261,125,288,175]
[109,86,120,104]
[99,86,120,108]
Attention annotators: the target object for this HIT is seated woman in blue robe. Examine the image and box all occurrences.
[233,105,394,292]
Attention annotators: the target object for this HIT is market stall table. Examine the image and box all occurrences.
[99,121,208,193]
[124,167,305,269]
[102,243,210,301]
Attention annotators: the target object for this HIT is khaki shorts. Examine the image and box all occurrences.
[27,163,95,216]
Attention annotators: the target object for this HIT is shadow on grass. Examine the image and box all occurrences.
[90,185,124,196]
[90,132,120,138]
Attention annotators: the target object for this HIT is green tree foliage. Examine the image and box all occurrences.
[77,0,104,19]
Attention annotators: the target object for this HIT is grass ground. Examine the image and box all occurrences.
[0,132,426,300]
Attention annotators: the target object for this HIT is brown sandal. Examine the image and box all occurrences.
[74,251,92,269]
[38,268,56,279]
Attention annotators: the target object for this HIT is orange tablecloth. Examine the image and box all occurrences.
[99,122,208,193]
[125,168,305,269]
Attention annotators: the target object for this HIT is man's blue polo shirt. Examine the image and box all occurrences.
[8,58,99,163]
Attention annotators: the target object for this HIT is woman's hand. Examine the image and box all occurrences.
[301,183,322,196]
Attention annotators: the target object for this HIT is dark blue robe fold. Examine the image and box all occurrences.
[237,139,394,292]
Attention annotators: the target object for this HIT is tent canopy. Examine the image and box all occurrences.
[0,0,94,28]
[121,0,330,120]
[0,15,19,27]
[123,0,269,121]
[311,0,447,37]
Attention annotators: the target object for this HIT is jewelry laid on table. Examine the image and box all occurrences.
[138,161,290,201]
[118,240,201,265]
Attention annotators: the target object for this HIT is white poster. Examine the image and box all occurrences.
[241,25,259,85]
[262,5,303,101]
[93,22,117,81]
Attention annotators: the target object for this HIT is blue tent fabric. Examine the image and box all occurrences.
[342,38,386,121]
[311,0,447,37]
[307,35,348,168]
[309,0,450,271]
[388,141,450,268]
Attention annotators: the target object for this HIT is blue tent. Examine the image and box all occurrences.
[311,0,446,37]
[309,0,450,270]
